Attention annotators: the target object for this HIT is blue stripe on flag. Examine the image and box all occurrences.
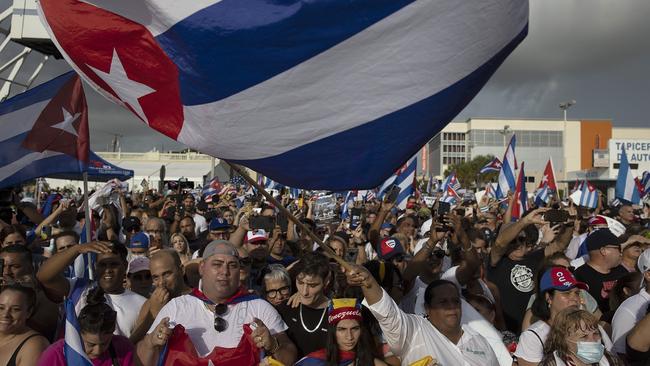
[230,25,528,190]
[0,153,88,189]
[64,298,93,366]
[156,0,415,105]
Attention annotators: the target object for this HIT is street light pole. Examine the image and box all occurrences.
[499,124,511,150]
[559,100,576,195]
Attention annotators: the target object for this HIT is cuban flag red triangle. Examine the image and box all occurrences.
[22,74,89,163]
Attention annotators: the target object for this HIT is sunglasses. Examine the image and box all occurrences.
[239,257,252,266]
[214,303,229,332]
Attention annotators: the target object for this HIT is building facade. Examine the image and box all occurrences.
[425,118,650,194]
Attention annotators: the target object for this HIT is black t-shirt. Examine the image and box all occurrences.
[573,264,627,314]
[190,231,209,254]
[277,302,328,358]
[487,249,544,333]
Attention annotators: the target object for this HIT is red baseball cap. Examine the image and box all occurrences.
[540,267,588,293]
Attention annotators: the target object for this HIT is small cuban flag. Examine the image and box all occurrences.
[534,183,550,207]
[63,297,93,365]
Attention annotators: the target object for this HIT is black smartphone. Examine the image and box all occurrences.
[250,216,275,233]
[385,185,401,203]
[438,201,451,217]
[350,208,363,230]
[277,212,289,233]
[544,209,569,224]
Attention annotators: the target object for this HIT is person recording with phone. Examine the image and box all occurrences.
[488,203,573,333]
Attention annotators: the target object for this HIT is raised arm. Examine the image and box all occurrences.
[36,241,113,302]
[368,200,394,250]
[491,207,547,266]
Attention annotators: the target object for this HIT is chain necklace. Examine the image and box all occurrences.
[299,303,327,333]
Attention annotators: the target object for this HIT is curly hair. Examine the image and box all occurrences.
[543,308,599,359]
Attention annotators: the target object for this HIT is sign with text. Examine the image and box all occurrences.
[608,139,650,178]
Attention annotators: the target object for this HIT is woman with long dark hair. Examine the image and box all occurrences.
[37,287,135,365]
[296,298,387,366]
[0,284,49,366]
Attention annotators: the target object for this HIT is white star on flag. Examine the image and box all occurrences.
[51,107,80,137]
[87,49,156,124]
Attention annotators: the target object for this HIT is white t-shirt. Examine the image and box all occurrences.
[149,293,288,357]
[514,320,551,363]
[611,288,650,354]
[193,213,208,235]
[364,288,498,366]
[69,278,147,338]
[515,320,613,362]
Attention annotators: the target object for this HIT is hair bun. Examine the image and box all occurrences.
[86,286,106,306]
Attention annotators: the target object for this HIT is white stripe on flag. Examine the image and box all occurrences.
[0,151,64,177]
[0,100,48,142]
[177,1,529,160]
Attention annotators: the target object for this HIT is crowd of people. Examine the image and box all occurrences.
[0,181,649,366]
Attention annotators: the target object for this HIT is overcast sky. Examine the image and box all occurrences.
[2,0,649,153]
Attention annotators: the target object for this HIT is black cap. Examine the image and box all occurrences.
[584,229,620,252]
[122,216,141,231]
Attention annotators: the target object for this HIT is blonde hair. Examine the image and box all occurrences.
[170,233,191,257]
[544,308,599,359]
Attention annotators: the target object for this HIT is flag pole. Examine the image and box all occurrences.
[82,172,94,280]
[225,162,349,268]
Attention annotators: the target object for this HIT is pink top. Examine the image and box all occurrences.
[37,335,134,366]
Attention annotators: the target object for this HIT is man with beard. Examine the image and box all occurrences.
[36,240,147,337]
[137,240,296,365]
[242,229,270,291]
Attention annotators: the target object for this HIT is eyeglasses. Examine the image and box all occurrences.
[214,303,229,332]
[266,285,291,299]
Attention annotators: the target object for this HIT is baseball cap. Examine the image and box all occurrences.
[127,256,150,274]
[584,229,620,252]
[123,216,141,232]
[245,229,268,244]
[209,218,231,231]
[381,222,394,230]
[129,232,150,249]
[203,240,239,259]
[588,215,608,227]
[377,237,405,261]
[638,249,650,288]
[540,267,588,293]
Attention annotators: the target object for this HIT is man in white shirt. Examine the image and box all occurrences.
[137,240,297,365]
[345,264,498,366]
[36,240,147,338]
[611,249,650,354]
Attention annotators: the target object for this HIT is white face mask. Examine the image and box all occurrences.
[574,341,605,364]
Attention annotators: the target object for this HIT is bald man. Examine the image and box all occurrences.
[137,240,297,365]
[129,249,190,343]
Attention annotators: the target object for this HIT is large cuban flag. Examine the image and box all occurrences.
[38,0,528,190]
[0,72,89,189]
